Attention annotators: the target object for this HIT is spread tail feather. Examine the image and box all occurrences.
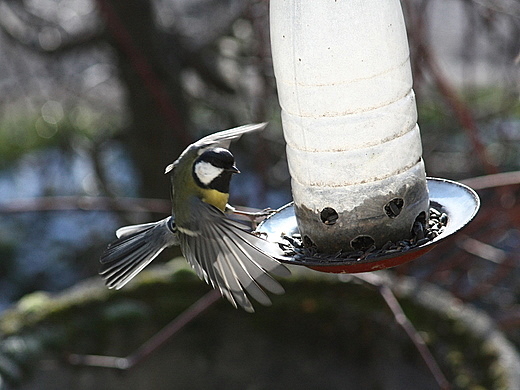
[100,217,179,289]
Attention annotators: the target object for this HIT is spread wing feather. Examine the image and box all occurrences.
[193,122,267,150]
[166,123,267,174]
[178,197,290,312]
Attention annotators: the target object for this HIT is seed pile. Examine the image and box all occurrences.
[279,207,448,264]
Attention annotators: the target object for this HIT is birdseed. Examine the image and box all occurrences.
[278,207,448,264]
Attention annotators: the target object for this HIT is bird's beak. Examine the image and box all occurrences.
[227,165,240,174]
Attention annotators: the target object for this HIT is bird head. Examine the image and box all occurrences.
[192,148,239,192]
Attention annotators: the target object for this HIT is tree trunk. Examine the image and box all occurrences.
[96,0,191,199]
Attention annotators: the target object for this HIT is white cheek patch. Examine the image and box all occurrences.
[195,161,224,186]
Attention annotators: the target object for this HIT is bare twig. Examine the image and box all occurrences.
[462,171,520,190]
[470,0,520,17]
[354,273,451,390]
[0,196,170,214]
[457,235,508,264]
[422,46,499,176]
[68,289,221,370]
[0,1,103,55]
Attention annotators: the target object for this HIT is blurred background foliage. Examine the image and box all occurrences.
[0,0,519,366]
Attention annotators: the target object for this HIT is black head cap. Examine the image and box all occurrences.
[197,148,236,170]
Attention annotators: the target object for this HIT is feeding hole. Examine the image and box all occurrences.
[303,235,316,249]
[415,211,427,225]
[350,235,375,251]
[384,198,404,218]
[320,207,338,225]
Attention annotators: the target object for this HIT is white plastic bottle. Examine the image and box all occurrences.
[270,0,429,253]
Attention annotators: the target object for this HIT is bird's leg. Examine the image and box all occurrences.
[225,205,276,229]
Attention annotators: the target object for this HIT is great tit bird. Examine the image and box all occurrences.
[100,123,290,312]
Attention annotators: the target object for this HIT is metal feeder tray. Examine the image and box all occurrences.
[257,178,480,273]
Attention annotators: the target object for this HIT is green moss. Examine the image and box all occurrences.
[0,268,517,389]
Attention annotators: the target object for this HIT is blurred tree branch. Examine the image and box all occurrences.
[0,196,170,214]
[0,0,103,53]
[0,0,248,200]
[471,0,520,17]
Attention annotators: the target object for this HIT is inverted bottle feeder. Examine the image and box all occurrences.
[262,0,480,273]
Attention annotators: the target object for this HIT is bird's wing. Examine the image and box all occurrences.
[178,196,290,313]
[165,123,267,174]
[193,122,267,150]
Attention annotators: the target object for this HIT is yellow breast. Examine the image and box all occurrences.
[201,188,229,211]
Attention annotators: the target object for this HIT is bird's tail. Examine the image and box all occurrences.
[100,217,179,289]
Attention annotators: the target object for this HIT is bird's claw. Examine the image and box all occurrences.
[230,207,277,229]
